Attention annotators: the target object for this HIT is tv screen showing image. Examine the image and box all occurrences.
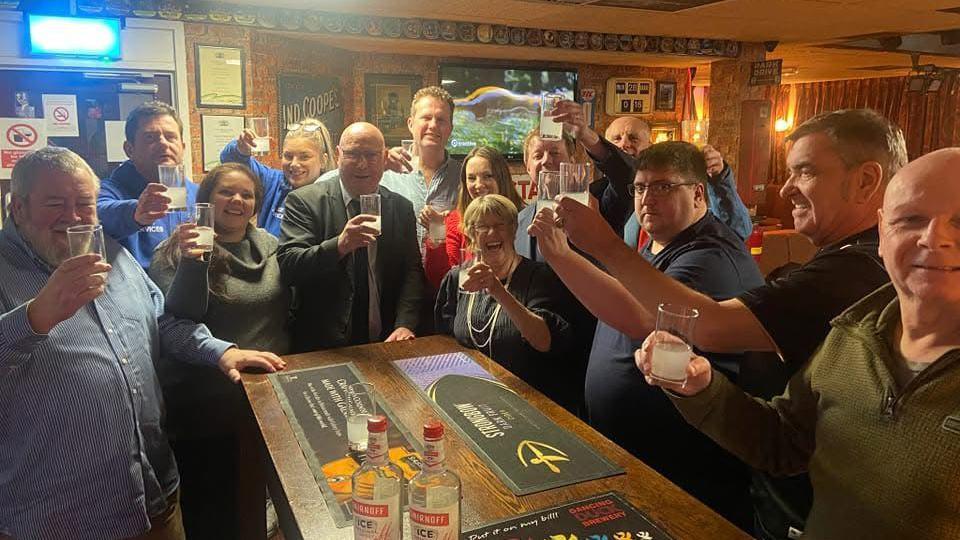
[441,64,577,159]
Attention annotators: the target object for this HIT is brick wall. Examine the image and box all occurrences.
[184,23,701,180]
[706,43,766,177]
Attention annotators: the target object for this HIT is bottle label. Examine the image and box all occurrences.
[367,429,389,464]
[353,494,401,540]
[423,438,445,472]
[411,502,460,540]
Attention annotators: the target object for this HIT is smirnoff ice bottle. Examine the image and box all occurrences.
[408,420,461,540]
[352,415,402,540]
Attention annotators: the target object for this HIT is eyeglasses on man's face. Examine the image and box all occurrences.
[627,181,699,198]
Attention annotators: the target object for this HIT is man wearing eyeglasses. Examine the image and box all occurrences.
[277,122,424,352]
[528,141,764,529]
[550,100,753,241]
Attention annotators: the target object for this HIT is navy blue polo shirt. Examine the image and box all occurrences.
[584,212,763,482]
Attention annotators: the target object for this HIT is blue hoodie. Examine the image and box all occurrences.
[97,160,198,270]
[219,140,291,237]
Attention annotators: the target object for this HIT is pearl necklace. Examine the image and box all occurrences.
[467,254,520,355]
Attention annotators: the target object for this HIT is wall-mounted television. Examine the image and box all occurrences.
[25,14,122,60]
[440,64,577,159]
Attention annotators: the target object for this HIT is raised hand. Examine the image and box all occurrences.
[553,195,619,257]
[634,331,712,396]
[703,145,725,177]
[236,128,258,156]
[337,215,380,258]
[134,183,172,226]
[550,100,601,147]
[27,254,112,334]
[385,146,412,173]
[172,222,205,260]
[527,206,571,258]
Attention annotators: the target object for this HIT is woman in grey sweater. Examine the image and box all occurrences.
[150,163,291,354]
[148,163,291,537]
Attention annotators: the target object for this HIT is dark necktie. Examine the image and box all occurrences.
[348,199,370,344]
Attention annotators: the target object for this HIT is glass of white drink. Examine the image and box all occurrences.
[427,204,449,246]
[359,193,381,236]
[650,303,699,383]
[458,248,480,294]
[537,171,560,213]
[193,203,215,260]
[346,382,377,452]
[539,93,564,140]
[559,162,590,205]
[158,163,187,211]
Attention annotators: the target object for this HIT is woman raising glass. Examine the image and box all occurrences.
[220,117,336,236]
[435,194,572,405]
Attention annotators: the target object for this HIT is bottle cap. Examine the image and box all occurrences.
[423,419,444,440]
[367,415,388,433]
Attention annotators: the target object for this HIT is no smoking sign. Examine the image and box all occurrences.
[53,106,70,122]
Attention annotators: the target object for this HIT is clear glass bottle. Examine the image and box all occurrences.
[351,415,403,540]
[409,420,462,540]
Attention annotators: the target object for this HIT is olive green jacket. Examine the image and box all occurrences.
[671,283,960,539]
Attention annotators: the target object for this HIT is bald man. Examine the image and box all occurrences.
[278,122,425,351]
[550,101,752,240]
[638,147,960,539]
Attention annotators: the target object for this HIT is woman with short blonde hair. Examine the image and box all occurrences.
[436,194,572,405]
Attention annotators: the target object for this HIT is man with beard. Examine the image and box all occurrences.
[0,147,284,539]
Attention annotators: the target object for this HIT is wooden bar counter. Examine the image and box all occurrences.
[240,335,750,540]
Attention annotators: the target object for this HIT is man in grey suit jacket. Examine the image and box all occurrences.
[278,122,424,352]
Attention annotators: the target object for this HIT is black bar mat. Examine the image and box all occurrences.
[394,352,623,496]
[269,363,423,528]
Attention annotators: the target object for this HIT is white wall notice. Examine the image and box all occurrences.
[42,94,79,137]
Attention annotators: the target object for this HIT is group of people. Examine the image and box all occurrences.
[1,80,957,540]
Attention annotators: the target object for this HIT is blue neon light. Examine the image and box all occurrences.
[26,14,122,60]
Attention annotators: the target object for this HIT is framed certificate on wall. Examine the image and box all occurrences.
[196,45,245,108]
[201,115,244,171]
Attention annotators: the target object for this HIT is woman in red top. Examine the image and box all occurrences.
[424,146,526,288]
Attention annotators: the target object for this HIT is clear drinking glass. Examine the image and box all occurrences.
[247,117,270,155]
[67,224,107,280]
[537,171,561,213]
[458,248,480,293]
[193,203,215,257]
[158,163,187,211]
[359,193,381,236]
[539,93,564,140]
[67,224,106,260]
[427,204,450,246]
[401,138,419,172]
[346,382,377,452]
[560,162,590,205]
[650,304,699,383]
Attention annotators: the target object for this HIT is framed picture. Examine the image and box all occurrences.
[200,115,244,171]
[196,45,245,108]
[655,80,677,112]
[364,73,422,146]
[651,122,679,144]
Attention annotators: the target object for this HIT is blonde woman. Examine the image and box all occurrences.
[435,194,573,406]
[221,117,336,236]
[424,146,524,290]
